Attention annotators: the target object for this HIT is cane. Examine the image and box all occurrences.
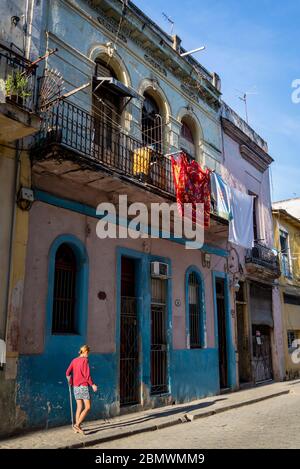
[67,378,74,427]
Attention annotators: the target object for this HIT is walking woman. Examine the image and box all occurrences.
[66,345,97,434]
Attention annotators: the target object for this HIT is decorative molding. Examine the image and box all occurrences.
[84,1,219,110]
[46,31,95,67]
[62,0,220,112]
[221,117,273,172]
[93,9,128,44]
[144,54,167,77]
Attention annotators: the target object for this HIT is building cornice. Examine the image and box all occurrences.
[221,117,273,172]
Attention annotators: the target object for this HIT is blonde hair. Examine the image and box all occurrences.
[79,344,90,355]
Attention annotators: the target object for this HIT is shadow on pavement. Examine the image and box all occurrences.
[84,398,228,435]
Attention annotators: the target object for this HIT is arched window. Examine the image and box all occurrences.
[186,269,205,348]
[180,118,196,161]
[52,243,77,334]
[92,58,122,154]
[142,92,162,153]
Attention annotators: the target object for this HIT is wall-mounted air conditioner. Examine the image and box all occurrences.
[150,261,170,279]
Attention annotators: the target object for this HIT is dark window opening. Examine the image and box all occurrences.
[249,192,258,241]
[142,92,162,153]
[52,243,77,334]
[92,58,122,152]
[188,272,202,348]
[284,294,300,305]
[280,230,292,278]
[180,120,196,161]
[181,121,194,144]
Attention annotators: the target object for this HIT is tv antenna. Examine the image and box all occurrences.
[236,87,258,124]
[162,12,174,35]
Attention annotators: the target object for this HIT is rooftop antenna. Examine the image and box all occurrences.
[236,87,258,124]
[162,12,174,35]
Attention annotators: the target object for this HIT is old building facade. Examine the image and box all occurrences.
[273,203,300,379]
[0,0,284,436]
[221,104,284,387]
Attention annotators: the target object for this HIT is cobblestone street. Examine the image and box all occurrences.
[91,381,300,449]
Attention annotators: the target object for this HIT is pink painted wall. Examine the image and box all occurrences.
[222,133,274,249]
[20,202,227,355]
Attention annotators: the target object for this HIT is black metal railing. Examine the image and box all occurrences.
[34,100,229,224]
[0,43,37,112]
[245,242,281,273]
[35,99,175,195]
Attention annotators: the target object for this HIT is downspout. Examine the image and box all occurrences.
[25,0,35,59]
[4,140,21,343]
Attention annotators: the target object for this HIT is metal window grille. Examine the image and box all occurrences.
[120,296,139,406]
[52,243,77,334]
[151,278,168,395]
[188,272,202,348]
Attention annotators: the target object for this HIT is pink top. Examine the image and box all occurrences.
[66,356,94,387]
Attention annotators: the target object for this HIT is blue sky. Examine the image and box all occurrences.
[134,0,300,202]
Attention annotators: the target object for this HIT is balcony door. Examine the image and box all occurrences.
[92,59,122,168]
[141,92,166,190]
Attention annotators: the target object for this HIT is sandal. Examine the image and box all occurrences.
[73,424,85,435]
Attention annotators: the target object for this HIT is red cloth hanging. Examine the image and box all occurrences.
[171,153,211,227]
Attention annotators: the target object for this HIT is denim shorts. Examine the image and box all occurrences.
[73,385,90,400]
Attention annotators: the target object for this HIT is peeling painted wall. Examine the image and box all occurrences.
[15,198,234,430]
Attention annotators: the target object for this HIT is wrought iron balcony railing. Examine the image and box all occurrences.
[34,99,176,195]
[0,43,37,112]
[33,99,228,224]
[245,242,281,273]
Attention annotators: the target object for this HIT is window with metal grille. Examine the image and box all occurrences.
[188,272,202,348]
[52,243,77,334]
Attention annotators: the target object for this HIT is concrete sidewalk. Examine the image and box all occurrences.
[0,380,295,449]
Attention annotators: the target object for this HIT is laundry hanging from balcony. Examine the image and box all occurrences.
[171,152,211,227]
[210,171,233,221]
[229,188,255,249]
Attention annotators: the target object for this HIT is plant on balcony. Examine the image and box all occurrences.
[5,71,31,100]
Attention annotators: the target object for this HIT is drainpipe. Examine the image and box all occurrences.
[4,140,21,343]
[25,0,35,59]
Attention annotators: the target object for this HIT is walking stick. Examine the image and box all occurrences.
[67,380,74,428]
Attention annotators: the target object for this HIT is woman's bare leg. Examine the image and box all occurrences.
[75,399,83,426]
[77,399,91,427]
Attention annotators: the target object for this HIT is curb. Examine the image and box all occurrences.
[52,389,289,449]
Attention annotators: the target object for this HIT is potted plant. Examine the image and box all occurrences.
[5,70,31,102]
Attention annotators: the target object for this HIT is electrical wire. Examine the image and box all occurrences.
[105,1,127,69]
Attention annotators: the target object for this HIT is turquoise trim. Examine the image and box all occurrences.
[148,254,172,396]
[185,265,206,349]
[116,247,148,404]
[45,234,89,352]
[212,271,236,390]
[116,247,172,402]
[34,190,229,258]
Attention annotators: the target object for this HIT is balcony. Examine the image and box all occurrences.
[31,99,228,227]
[0,43,40,141]
[245,243,281,280]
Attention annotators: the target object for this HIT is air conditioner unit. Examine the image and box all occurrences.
[151,261,169,278]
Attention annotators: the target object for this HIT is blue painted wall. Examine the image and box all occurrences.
[16,245,221,430]
[17,347,219,429]
[15,194,227,430]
